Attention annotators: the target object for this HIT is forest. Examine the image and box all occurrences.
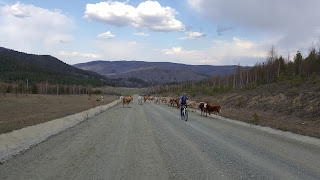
[153,45,320,96]
[0,55,111,94]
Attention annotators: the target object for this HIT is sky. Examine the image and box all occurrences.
[0,0,319,66]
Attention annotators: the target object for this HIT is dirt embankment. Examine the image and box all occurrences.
[162,82,320,138]
[0,94,119,134]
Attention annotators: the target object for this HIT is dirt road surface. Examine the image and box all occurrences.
[1,96,320,179]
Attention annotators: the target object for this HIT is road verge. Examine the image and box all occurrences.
[0,99,121,162]
[196,111,320,148]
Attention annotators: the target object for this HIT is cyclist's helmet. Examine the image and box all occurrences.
[182,93,187,97]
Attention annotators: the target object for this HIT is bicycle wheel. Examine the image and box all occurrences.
[181,109,184,120]
[185,111,188,121]
[182,109,187,121]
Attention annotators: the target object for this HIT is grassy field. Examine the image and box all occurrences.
[0,94,119,134]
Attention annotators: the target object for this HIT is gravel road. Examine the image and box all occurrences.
[1,96,320,180]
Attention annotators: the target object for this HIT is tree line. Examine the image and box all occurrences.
[153,45,320,96]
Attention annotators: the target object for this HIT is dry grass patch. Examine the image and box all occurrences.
[0,94,119,134]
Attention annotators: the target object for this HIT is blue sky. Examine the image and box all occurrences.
[0,0,319,65]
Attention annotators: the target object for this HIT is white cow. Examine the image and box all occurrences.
[138,96,143,105]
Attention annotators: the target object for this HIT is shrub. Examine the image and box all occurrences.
[277,72,286,82]
[252,112,260,122]
[300,72,307,81]
[0,85,7,93]
[31,84,38,94]
[237,97,245,107]
[93,89,102,95]
[310,72,318,85]
[291,75,302,87]
[6,85,13,93]
[290,87,297,94]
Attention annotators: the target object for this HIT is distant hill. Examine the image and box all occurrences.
[74,60,242,83]
[74,60,238,76]
[0,47,109,86]
[108,66,208,84]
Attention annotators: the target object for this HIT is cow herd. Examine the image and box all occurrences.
[121,95,221,118]
[163,97,221,117]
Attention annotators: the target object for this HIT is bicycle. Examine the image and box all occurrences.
[180,104,189,121]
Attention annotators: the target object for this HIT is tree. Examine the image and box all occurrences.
[305,47,317,75]
[294,51,303,75]
[32,84,38,94]
[267,45,277,64]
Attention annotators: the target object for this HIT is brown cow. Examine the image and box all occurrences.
[205,105,221,116]
[169,98,176,107]
[199,102,210,116]
[144,96,148,103]
[175,99,180,108]
[122,96,133,108]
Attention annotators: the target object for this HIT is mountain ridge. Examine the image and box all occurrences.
[0,47,105,79]
[74,60,240,76]
[0,47,109,86]
[74,60,245,84]
[107,66,209,84]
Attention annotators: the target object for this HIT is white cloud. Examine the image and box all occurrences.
[179,31,205,40]
[84,1,185,32]
[0,3,74,53]
[209,37,266,63]
[58,51,102,59]
[160,47,212,64]
[187,0,320,49]
[98,31,116,39]
[161,47,192,55]
[96,41,151,60]
[133,32,149,36]
[160,37,269,65]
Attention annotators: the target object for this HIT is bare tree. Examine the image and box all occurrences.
[26,79,29,93]
[45,82,48,94]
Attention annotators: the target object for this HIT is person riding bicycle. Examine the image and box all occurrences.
[179,93,190,117]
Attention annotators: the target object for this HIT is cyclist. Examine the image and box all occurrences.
[179,93,190,117]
